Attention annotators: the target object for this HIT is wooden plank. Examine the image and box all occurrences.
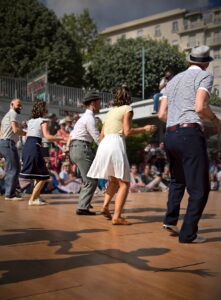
[0,191,221,300]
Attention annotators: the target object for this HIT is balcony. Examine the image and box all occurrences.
[184,41,201,51]
[179,21,206,34]
[206,18,221,30]
[207,37,221,47]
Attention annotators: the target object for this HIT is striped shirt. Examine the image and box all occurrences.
[163,66,214,128]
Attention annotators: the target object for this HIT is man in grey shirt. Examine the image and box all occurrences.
[158,45,221,243]
[0,99,26,200]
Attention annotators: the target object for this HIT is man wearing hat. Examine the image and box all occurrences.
[158,45,221,243]
[69,90,101,215]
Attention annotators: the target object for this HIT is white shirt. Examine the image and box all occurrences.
[27,118,48,138]
[70,109,99,145]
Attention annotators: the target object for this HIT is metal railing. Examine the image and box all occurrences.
[0,75,142,109]
[0,76,27,100]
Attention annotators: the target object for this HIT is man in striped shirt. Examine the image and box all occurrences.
[158,45,221,243]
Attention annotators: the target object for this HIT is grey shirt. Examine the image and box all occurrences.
[0,109,21,143]
[163,66,214,128]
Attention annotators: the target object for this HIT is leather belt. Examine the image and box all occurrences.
[0,138,15,144]
[166,123,201,132]
[70,139,91,146]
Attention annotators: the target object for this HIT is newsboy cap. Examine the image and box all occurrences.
[187,45,214,64]
[83,90,101,104]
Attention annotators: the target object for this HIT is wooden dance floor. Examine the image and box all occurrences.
[0,191,221,300]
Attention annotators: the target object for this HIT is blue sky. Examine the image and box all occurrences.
[41,0,220,30]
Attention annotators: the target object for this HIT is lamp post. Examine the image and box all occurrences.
[142,47,145,100]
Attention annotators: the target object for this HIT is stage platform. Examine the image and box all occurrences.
[0,191,221,300]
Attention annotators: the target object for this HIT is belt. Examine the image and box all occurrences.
[0,138,15,143]
[166,123,201,132]
[70,139,91,146]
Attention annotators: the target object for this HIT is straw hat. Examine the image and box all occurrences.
[187,45,214,64]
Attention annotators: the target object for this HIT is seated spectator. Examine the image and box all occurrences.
[141,164,166,191]
[152,71,173,114]
[57,119,70,146]
[155,142,167,172]
[130,164,145,192]
[209,172,219,191]
[48,148,60,172]
[216,167,221,191]
[216,151,221,170]
[161,164,171,187]
[58,161,81,193]
[65,116,73,133]
[56,119,70,164]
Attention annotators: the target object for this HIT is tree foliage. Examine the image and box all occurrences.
[126,132,151,165]
[87,38,188,97]
[61,9,104,63]
[0,0,83,86]
[210,90,221,107]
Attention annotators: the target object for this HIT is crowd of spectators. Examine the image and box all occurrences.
[0,112,221,195]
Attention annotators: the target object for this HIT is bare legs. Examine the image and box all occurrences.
[29,180,46,201]
[102,176,130,224]
[103,177,119,209]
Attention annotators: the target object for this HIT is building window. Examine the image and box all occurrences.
[155,25,161,37]
[137,29,144,37]
[203,12,213,24]
[213,66,220,77]
[214,31,220,43]
[214,49,220,59]
[172,21,178,33]
[188,35,196,47]
[183,19,188,30]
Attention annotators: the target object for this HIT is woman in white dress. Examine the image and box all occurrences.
[87,86,156,225]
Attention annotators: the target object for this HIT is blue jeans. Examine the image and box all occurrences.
[0,140,20,197]
[164,127,210,243]
[153,92,163,112]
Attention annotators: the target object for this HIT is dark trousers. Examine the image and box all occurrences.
[164,127,210,243]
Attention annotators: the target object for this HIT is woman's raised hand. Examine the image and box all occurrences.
[144,125,157,133]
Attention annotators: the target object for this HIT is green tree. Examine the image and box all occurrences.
[126,132,151,165]
[62,9,103,62]
[87,38,187,97]
[210,90,221,107]
[0,0,83,86]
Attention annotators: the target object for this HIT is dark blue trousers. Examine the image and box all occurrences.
[164,127,210,243]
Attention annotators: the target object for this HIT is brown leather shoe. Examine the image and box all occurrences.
[112,218,131,225]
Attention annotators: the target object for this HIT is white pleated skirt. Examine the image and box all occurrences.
[87,134,130,182]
